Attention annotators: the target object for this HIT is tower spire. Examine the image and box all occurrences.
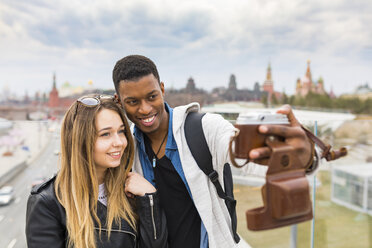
[305,60,312,83]
[53,72,57,89]
[266,62,272,81]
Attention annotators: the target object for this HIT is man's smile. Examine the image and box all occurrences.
[138,114,157,126]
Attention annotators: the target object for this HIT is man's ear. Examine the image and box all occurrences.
[114,93,122,105]
[114,93,119,101]
[160,82,165,96]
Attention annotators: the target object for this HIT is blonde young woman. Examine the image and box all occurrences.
[26,95,168,248]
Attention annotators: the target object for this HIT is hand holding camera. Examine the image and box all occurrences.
[230,105,313,168]
[229,105,347,231]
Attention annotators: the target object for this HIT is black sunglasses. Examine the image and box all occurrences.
[73,95,120,121]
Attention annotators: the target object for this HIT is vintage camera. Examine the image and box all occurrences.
[230,112,314,230]
[231,112,289,162]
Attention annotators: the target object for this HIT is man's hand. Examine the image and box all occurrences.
[125,172,156,198]
[248,104,313,166]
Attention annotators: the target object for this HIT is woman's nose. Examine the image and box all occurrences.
[113,134,126,147]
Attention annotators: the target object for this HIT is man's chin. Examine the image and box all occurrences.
[136,122,158,134]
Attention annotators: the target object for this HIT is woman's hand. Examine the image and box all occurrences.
[124,172,156,198]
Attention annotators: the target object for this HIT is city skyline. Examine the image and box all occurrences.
[1,0,371,96]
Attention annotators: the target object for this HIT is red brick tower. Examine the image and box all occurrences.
[262,63,274,94]
[48,73,59,108]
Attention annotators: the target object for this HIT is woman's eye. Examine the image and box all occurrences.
[118,129,126,135]
[100,132,110,137]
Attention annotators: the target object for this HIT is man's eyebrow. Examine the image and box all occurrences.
[123,90,158,101]
[123,96,136,101]
[147,90,158,95]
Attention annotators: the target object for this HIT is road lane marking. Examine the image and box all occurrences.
[0,215,4,222]
[7,239,17,248]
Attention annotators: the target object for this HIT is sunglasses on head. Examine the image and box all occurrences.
[73,95,120,121]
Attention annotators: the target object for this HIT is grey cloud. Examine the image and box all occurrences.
[1,1,211,51]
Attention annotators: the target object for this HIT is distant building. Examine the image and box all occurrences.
[329,86,336,99]
[296,60,326,97]
[262,63,274,95]
[48,73,59,108]
[46,73,113,117]
[185,77,196,93]
[341,83,372,100]
[165,77,209,107]
[223,74,265,102]
[261,63,282,104]
[48,73,76,110]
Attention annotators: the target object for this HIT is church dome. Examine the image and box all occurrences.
[301,76,310,84]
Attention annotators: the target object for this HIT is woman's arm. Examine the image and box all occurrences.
[136,192,168,248]
[26,192,66,248]
[125,172,168,248]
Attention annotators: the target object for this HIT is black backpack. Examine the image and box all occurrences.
[184,112,240,243]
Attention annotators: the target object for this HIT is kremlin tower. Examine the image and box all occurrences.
[48,73,59,108]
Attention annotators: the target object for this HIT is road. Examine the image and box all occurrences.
[0,135,60,248]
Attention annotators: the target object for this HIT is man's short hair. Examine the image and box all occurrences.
[112,55,160,96]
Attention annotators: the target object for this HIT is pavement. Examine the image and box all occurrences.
[0,120,55,187]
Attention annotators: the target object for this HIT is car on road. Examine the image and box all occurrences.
[0,186,15,206]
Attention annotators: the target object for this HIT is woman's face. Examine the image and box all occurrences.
[93,108,127,174]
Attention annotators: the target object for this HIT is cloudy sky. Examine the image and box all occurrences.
[1,0,371,97]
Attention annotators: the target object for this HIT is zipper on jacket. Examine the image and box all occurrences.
[149,194,157,240]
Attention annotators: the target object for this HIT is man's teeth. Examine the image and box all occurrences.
[143,116,155,123]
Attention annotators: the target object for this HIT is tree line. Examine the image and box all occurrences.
[262,92,372,115]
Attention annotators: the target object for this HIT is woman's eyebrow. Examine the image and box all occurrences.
[98,127,112,132]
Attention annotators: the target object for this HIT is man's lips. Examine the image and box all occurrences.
[138,114,157,127]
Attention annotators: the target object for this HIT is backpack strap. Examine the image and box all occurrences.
[184,111,240,243]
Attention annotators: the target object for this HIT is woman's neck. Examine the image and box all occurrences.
[96,168,106,185]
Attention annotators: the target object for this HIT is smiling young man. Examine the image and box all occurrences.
[112,55,316,248]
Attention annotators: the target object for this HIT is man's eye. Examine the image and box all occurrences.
[149,94,157,100]
[126,100,137,105]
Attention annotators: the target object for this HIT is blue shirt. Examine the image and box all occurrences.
[133,102,208,248]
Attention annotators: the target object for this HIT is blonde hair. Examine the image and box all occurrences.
[55,96,136,248]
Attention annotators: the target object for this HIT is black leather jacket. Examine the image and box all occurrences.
[26,176,168,248]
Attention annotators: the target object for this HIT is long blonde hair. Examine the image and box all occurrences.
[55,96,136,248]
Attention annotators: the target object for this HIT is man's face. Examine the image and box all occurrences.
[118,74,166,135]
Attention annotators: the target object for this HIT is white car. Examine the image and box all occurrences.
[0,186,15,206]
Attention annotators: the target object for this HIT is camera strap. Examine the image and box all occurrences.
[301,125,347,161]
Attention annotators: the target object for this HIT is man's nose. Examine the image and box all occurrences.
[138,100,152,115]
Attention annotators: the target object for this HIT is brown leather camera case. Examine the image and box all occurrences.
[246,138,313,230]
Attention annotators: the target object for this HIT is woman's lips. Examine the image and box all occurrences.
[108,151,121,159]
